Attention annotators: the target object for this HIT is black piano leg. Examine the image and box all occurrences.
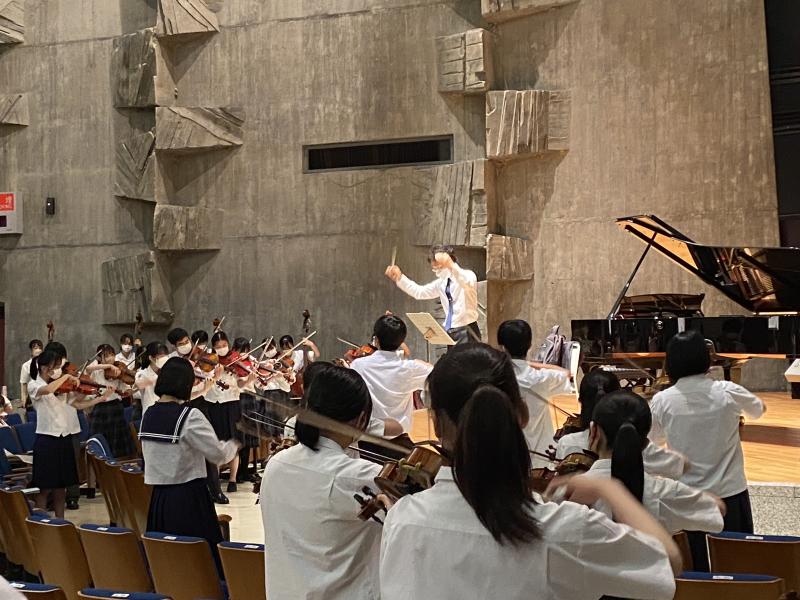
[791,383,800,400]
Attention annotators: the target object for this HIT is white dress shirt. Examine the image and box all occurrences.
[261,437,383,600]
[350,351,432,432]
[27,377,81,437]
[556,429,687,480]
[583,458,724,535]
[512,359,572,467]
[395,263,479,329]
[20,359,32,394]
[89,361,123,401]
[380,467,675,600]
[115,351,136,367]
[205,370,239,403]
[649,374,764,498]
[141,407,238,485]
[135,367,159,414]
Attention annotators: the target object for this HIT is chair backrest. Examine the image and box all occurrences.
[27,515,92,599]
[86,453,118,526]
[78,590,170,599]
[0,427,23,454]
[25,409,37,424]
[13,422,37,453]
[0,487,39,575]
[78,524,152,593]
[218,542,266,600]
[708,532,800,593]
[5,413,23,427]
[674,571,787,600]
[118,467,151,537]
[673,531,694,571]
[8,582,67,599]
[78,412,89,442]
[142,533,224,600]
[85,435,112,459]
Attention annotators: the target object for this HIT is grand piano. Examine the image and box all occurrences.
[571,215,800,389]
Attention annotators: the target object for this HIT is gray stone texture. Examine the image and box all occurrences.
[0,93,27,126]
[486,234,534,281]
[153,205,223,250]
[155,106,244,154]
[482,0,580,24]
[102,252,174,325]
[156,0,219,39]
[437,29,494,94]
[115,127,157,202]
[112,28,175,109]
[0,0,23,44]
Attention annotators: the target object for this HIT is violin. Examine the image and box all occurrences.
[554,414,584,441]
[336,337,377,366]
[529,450,598,494]
[60,363,107,396]
[190,347,220,373]
[355,445,444,523]
[106,361,136,386]
[47,320,55,342]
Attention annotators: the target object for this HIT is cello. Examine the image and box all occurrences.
[290,310,313,397]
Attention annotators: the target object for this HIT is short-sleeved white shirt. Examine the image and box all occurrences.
[28,377,81,437]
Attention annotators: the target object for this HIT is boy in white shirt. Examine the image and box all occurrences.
[19,339,43,408]
[351,315,432,432]
[497,320,571,466]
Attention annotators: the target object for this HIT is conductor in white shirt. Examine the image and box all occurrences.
[351,314,433,432]
[385,245,480,344]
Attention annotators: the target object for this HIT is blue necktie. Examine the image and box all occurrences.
[444,278,454,330]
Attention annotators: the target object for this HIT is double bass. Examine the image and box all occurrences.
[290,310,313,398]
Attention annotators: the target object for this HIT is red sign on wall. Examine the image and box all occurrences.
[0,193,14,212]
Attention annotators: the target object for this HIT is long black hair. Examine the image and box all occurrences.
[578,370,621,428]
[295,364,372,451]
[591,390,651,502]
[427,343,539,546]
[144,342,168,369]
[31,349,61,381]
[666,330,710,382]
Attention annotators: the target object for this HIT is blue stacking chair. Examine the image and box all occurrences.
[675,571,787,599]
[78,524,153,592]
[85,434,113,459]
[707,531,800,594]
[13,422,36,453]
[79,590,171,599]
[26,515,92,599]
[8,582,67,599]
[78,412,90,442]
[5,413,23,427]
[218,541,266,600]
[0,427,23,454]
[25,409,37,424]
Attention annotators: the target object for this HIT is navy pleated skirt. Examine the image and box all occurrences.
[147,477,224,576]
[31,433,79,490]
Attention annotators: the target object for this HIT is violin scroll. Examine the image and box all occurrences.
[47,320,55,342]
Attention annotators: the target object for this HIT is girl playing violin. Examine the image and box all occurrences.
[261,364,382,600]
[555,370,687,479]
[233,337,259,483]
[28,348,112,517]
[85,344,135,458]
[134,342,169,416]
[379,344,681,600]
[581,390,724,535]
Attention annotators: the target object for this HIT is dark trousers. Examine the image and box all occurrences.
[687,488,753,571]
[447,322,481,346]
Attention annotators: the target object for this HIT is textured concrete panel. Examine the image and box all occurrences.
[486,234,534,281]
[112,29,175,108]
[481,0,579,23]
[416,159,495,247]
[0,93,28,126]
[437,29,494,94]
[156,0,219,39]
[102,252,174,325]
[486,90,570,160]
[153,205,223,250]
[0,0,23,44]
[155,107,244,154]
[115,128,157,202]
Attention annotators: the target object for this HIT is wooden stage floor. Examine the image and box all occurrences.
[412,391,800,484]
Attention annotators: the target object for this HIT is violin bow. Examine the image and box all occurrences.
[213,316,226,334]
[225,339,271,371]
[257,337,274,363]
[275,331,317,363]
[390,246,397,267]
[337,337,360,350]
[78,350,103,378]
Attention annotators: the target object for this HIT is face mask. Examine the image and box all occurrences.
[432,267,447,279]
[197,344,207,352]
[32,348,43,357]
[121,344,133,353]
[177,343,192,356]
[50,368,63,380]
[155,356,168,369]
[265,348,277,358]
[217,346,229,358]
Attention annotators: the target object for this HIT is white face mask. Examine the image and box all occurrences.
[32,348,43,357]
[50,368,63,380]
[216,346,229,358]
[177,343,192,356]
[197,344,207,352]
[432,267,448,279]
[121,344,133,353]
[155,356,168,369]
[265,348,277,358]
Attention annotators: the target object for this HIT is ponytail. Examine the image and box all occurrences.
[578,370,621,428]
[31,349,60,381]
[452,385,539,545]
[610,422,645,502]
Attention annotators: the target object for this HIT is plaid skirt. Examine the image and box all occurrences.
[90,399,134,458]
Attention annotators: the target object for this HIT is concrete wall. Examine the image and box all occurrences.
[0,0,781,394]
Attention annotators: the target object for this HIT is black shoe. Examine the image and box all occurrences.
[85,487,96,500]
[211,492,229,505]
[226,482,237,493]
[66,500,79,510]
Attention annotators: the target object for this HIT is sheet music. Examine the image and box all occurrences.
[406,313,456,346]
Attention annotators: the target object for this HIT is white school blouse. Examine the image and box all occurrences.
[512,359,572,467]
[141,407,238,485]
[649,374,764,497]
[350,351,432,432]
[27,377,81,437]
[204,369,239,403]
[380,467,675,600]
[261,437,383,600]
[395,263,479,329]
[89,361,123,401]
[557,429,687,480]
[135,367,159,414]
[583,458,724,535]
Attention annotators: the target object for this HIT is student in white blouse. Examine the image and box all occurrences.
[114,332,137,367]
[351,315,432,432]
[380,344,681,600]
[556,370,688,479]
[279,334,320,373]
[385,245,480,344]
[134,342,169,416]
[649,330,765,570]
[19,338,43,408]
[582,389,724,535]
[261,364,383,600]
[140,357,240,577]
[497,319,572,467]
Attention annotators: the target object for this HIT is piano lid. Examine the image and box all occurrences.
[616,215,800,314]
